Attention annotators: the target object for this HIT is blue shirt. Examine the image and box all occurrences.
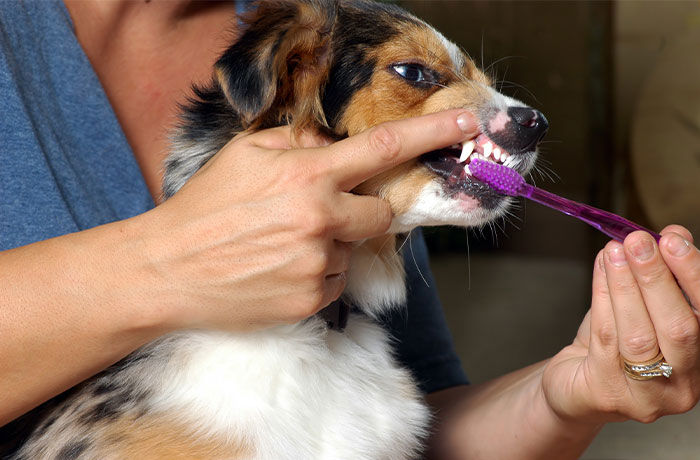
[0,0,466,398]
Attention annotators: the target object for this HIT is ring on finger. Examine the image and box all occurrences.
[621,351,673,380]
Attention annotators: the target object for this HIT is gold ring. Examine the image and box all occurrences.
[621,351,673,380]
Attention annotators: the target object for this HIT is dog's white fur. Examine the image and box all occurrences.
[112,317,428,459]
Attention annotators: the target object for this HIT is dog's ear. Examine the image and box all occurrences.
[215,0,336,132]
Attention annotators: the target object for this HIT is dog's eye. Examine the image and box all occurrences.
[391,63,437,86]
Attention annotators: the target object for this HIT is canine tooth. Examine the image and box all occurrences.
[483,141,493,157]
[459,141,475,162]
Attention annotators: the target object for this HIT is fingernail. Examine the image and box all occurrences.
[456,112,476,134]
[629,236,654,262]
[607,245,627,266]
[666,233,691,257]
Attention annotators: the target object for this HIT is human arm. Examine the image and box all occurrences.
[0,109,478,425]
[426,225,700,459]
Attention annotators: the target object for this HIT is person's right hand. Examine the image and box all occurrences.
[135,109,477,332]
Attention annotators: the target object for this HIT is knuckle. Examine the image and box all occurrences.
[302,206,332,237]
[636,265,668,288]
[665,316,699,346]
[284,298,307,323]
[287,292,323,322]
[674,391,699,414]
[278,160,308,186]
[369,125,402,163]
[621,333,658,357]
[609,277,638,295]
[595,323,618,348]
[305,253,329,279]
[634,409,662,424]
[305,288,326,313]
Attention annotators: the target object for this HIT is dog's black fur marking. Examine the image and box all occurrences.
[79,400,121,425]
[178,85,241,142]
[0,389,77,458]
[55,439,90,460]
[322,4,416,130]
[92,381,120,397]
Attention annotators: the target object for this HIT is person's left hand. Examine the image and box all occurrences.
[542,224,700,425]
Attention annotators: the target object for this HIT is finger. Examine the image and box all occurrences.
[659,231,700,315]
[661,225,693,244]
[331,194,393,242]
[588,251,621,370]
[623,231,698,368]
[604,240,660,363]
[322,110,478,191]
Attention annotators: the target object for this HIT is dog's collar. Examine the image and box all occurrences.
[318,300,350,332]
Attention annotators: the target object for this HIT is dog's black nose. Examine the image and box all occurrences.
[506,107,548,153]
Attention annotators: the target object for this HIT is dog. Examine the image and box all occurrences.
[11,0,547,458]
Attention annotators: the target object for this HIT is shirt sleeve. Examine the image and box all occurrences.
[380,228,469,394]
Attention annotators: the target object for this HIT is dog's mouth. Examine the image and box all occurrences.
[420,133,519,208]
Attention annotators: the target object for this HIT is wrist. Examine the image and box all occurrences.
[64,211,179,339]
[112,209,186,334]
[529,362,604,457]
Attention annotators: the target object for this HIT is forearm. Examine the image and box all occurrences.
[0,213,173,425]
[427,360,603,460]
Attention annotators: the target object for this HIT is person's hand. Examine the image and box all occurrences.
[543,225,700,425]
[133,110,477,332]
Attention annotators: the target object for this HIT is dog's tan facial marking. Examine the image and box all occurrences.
[335,20,503,221]
[337,23,472,137]
[354,161,435,216]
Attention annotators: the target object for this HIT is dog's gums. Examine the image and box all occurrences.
[420,130,533,209]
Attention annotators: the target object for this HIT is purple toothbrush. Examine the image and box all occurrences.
[468,158,661,243]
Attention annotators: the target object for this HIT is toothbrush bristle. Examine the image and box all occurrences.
[468,158,525,196]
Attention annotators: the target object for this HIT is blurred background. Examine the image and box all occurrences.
[398,1,700,458]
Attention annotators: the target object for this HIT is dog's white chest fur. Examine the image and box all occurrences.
[137,314,428,459]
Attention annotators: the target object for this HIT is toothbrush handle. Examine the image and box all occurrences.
[522,184,661,243]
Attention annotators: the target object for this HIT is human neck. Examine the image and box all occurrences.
[63,0,238,202]
[63,0,236,73]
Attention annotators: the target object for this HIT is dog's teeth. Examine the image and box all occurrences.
[459,140,475,163]
[483,141,493,157]
[493,147,501,162]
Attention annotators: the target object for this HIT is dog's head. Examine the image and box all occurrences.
[214,0,547,234]
[171,0,548,314]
